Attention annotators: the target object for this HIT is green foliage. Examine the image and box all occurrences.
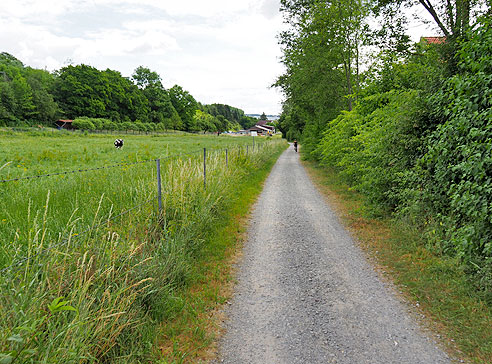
[201,103,256,129]
[276,0,368,154]
[193,110,217,132]
[0,53,58,126]
[168,85,198,132]
[317,90,423,212]
[0,55,251,134]
[313,15,492,299]
[413,18,492,289]
[72,117,96,130]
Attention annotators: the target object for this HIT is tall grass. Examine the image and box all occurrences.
[0,136,286,363]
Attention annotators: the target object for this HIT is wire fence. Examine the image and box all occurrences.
[0,141,267,275]
[2,126,189,136]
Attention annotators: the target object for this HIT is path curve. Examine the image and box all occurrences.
[214,146,451,364]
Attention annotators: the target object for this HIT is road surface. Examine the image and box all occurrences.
[213,145,451,364]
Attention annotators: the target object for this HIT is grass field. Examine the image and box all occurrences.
[0,130,286,363]
[0,131,262,177]
[0,132,265,266]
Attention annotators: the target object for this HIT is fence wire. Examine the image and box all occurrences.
[1,195,156,274]
[0,141,267,274]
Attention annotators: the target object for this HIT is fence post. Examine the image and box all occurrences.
[226,148,228,168]
[203,148,207,189]
[253,136,255,151]
[247,145,249,155]
[156,159,163,212]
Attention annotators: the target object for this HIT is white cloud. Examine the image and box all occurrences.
[0,0,285,114]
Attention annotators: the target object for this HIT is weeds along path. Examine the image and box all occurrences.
[214,146,451,364]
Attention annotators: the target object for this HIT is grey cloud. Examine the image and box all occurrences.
[260,0,280,19]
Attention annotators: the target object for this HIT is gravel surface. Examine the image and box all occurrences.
[213,146,452,364]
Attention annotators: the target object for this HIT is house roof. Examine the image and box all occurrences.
[420,36,446,44]
[249,125,271,132]
[57,119,73,123]
[256,120,269,126]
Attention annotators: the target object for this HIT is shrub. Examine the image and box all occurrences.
[72,117,95,130]
[417,18,492,266]
[317,90,423,212]
[121,121,133,131]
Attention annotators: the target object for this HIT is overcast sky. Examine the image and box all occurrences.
[0,0,285,115]
[0,1,438,116]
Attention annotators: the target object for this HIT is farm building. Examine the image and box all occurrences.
[248,124,273,136]
[55,119,74,129]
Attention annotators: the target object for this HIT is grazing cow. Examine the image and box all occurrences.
[114,139,124,149]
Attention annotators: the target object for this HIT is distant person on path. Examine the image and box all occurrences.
[293,139,298,153]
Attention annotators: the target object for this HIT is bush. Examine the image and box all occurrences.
[72,117,95,130]
[317,90,423,212]
[134,121,146,131]
[416,18,492,268]
[102,119,117,131]
[145,123,155,132]
[121,121,133,131]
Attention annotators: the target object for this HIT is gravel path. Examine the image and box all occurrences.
[213,146,452,364]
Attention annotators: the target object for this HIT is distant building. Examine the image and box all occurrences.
[248,124,273,136]
[420,36,446,45]
[55,119,74,129]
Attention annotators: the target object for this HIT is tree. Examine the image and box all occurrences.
[276,0,366,153]
[259,112,268,121]
[375,0,491,47]
[25,68,59,124]
[193,110,217,132]
[168,85,197,131]
[104,69,149,123]
[52,64,110,119]
[130,66,182,128]
[131,66,162,89]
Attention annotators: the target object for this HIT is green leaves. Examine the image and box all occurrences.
[48,296,78,314]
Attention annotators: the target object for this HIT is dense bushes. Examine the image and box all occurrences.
[414,19,492,295]
[317,90,423,212]
[314,18,492,300]
[71,117,169,133]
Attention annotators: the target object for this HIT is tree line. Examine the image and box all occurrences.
[276,0,492,301]
[0,53,258,132]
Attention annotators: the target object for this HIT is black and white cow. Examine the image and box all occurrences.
[114,139,124,149]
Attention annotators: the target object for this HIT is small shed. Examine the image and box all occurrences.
[55,119,74,130]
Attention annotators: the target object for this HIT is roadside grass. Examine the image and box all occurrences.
[0,132,286,363]
[0,132,268,267]
[302,160,492,364]
[155,143,286,363]
[0,131,264,177]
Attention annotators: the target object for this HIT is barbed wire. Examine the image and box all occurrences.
[0,159,156,183]
[0,141,271,273]
[0,144,253,184]
[0,195,156,274]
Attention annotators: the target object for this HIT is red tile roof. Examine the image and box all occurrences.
[420,36,446,44]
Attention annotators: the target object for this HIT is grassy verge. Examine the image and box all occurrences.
[0,137,286,363]
[155,144,286,363]
[302,160,492,364]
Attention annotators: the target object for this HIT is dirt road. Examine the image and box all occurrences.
[213,145,451,364]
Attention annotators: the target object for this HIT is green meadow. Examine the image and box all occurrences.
[0,130,286,362]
